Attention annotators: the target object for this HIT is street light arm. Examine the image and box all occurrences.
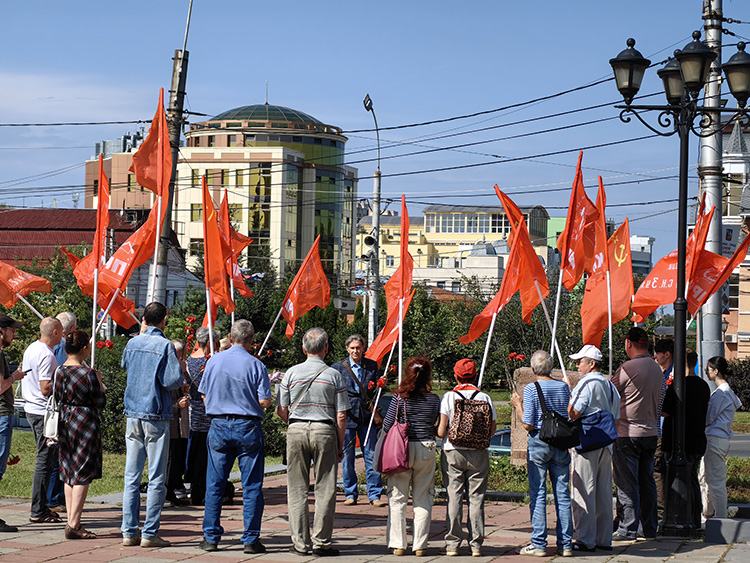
[618,107,677,137]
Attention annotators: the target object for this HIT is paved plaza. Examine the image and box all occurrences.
[0,470,748,562]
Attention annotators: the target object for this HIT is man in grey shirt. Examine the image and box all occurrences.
[277,328,349,557]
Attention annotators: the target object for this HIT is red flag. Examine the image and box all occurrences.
[383,195,413,310]
[458,226,524,344]
[129,88,172,197]
[97,202,164,293]
[219,191,253,298]
[557,152,598,290]
[0,260,51,309]
[365,289,416,366]
[688,232,750,314]
[281,235,330,338]
[581,218,634,347]
[93,154,110,268]
[631,203,716,322]
[496,187,548,323]
[202,176,234,315]
[60,247,136,328]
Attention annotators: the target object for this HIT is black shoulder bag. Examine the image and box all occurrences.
[533,381,580,450]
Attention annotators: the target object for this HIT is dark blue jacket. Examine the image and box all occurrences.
[331,356,379,429]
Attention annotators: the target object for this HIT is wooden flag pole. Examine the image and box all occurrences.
[477,311,498,390]
[534,280,568,383]
[607,270,613,377]
[91,268,99,368]
[14,293,43,320]
[258,306,284,357]
[363,339,397,448]
[206,288,215,356]
[398,297,404,384]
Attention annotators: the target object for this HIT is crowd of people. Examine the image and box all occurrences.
[510,327,742,556]
[0,307,743,558]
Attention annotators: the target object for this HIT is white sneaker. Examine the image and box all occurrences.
[519,544,546,557]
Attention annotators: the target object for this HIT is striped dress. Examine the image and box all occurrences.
[54,364,106,485]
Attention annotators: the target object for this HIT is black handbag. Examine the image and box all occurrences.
[533,382,580,450]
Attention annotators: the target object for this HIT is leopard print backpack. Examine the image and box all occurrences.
[447,389,493,449]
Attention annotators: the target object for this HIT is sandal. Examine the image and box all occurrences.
[29,512,62,524]
[65,524,96,539]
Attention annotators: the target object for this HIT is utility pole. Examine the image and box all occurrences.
[150,0,192,305]
[700,0,724,369]
[363,94,381,346]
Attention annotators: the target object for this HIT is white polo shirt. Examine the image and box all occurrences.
[21,340,58,416]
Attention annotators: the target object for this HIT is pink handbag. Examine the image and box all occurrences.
[378,395,409,475]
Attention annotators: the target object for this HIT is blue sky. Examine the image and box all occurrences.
[1,0,748,263]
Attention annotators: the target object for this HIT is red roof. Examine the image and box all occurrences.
[0,208,165,264]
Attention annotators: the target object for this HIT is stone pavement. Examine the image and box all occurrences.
[0,470,748,562]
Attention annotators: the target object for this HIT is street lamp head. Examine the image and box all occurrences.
[610,38,651,104]
[723,42,750,109]
[363,93,373,112]
[657,56,685,106]
[674,31,716,98]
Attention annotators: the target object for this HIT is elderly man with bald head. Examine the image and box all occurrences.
[22,316,64,523]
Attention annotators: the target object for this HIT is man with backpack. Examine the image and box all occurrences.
[436,359,496,557]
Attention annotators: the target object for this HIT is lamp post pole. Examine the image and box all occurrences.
[610,32,750,534]
[364,94,381,347]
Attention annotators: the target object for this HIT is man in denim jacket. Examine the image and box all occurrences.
[120,302,183,548]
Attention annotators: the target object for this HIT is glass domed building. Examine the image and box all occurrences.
[176,103,357,282]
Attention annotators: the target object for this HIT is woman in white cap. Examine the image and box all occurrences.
[567,345,620,552]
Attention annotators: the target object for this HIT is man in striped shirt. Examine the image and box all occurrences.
[277,328,350,557]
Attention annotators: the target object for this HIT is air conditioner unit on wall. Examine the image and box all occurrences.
[725,333,738,343]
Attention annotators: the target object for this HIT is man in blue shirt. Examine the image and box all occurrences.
[120,302,183,548]
[198,319,272,554]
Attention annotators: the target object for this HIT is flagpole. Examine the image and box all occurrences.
[15,293,43,320]
[96,289,121,333]
[258,306,284,357]
[549,272,563,356]
[206,288,215,356]
[364,339,398,448]
[477,311,498,390]
[534,280,568,383]
[607,270,613,377]
[148,197,163,303]
[398,297,404,384]
[91,268,99,368]
[230,276,235,325]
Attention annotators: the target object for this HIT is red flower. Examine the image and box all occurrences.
[509,353,517,361]
[368,381,375,391]
[186,316,197,324]
[105,340,114,349]
[517,354,526,361]
[96,341,106,349]
[7,455,19,466]
[253,343,260,351]
[377,377,387,388]
[267,349,273,357]
[387,365,396,374]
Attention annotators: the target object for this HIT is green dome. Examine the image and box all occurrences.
[210,104,323,125]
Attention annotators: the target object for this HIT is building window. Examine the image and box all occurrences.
[454,214,465,233]
[437,281,446,289]
[452,281,461,293]
[191,169,199,188]
[227,134,236,146]
[386,255,395,267]
[729,272,739,310]
[441,214,453,233]
[467,214,478,234]
[229,203,243,222]
[188,238,204,256]
[236,169,244,187]
[425,214,436,233]
[207,135,215,147]
[479,214,490,233]
[126,174,135,192]
[190,204,203,222]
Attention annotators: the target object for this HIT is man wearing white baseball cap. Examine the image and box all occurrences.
[566,345,620,552]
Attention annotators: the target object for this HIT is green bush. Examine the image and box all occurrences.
[92,336,129,454]
[726,359,750,412]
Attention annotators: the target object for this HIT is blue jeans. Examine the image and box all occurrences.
[121,418,170,539]
[527,436,573,550]
[203,417,264,545]
[613,436,657,538]
[342,424,383,501]
[0,415,12,483]
[47,464,64,508]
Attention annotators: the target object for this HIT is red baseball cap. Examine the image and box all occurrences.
[454,359,476,380]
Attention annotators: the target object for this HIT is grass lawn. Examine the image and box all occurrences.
[733,411,750,434]
[1,430,282,499]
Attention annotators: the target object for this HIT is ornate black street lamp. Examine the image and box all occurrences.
[610,31,750,534]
